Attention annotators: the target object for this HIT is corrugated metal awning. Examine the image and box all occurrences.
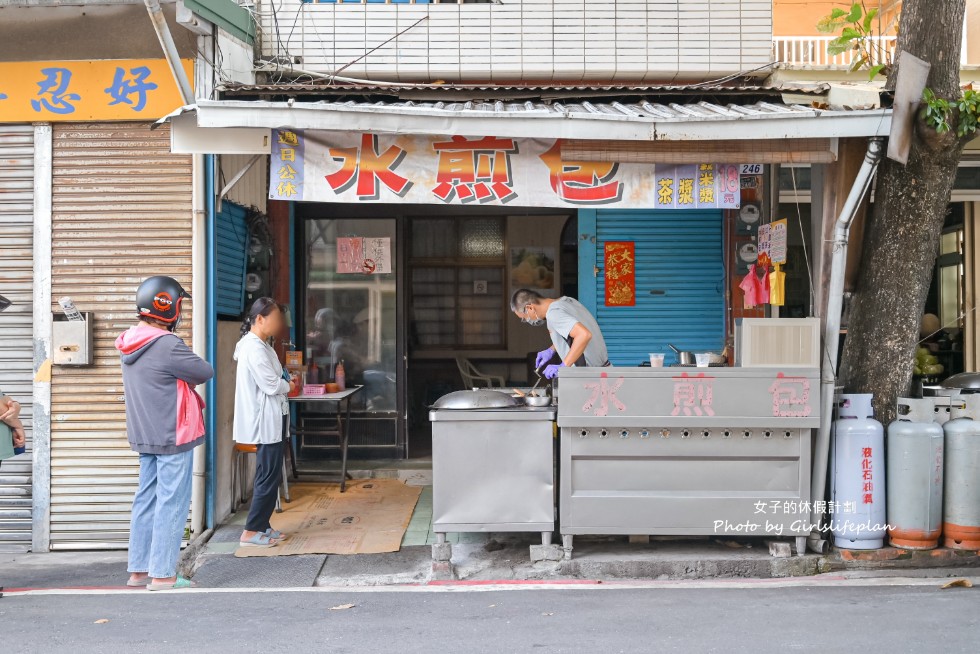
[161,97,892,155]
[218,82,832,97]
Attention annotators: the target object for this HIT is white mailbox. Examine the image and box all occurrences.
[52,312,94,366]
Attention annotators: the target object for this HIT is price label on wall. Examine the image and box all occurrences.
[769,219,788,264]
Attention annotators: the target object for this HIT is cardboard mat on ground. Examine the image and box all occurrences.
[235,480,422,558]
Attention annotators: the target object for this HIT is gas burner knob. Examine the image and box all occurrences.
[783,430,793,439]
[619,429,630,439]
[660,429,670,439]
[763,430,773,439]
[599,429,609,439]
[681,429,691,438]
[701,430,711,439]
[742,430,752,439]
[722,430,732,439]
[579,429,589,439]
[639,429,650,439]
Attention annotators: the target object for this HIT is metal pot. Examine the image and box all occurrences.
[668,343,695,366]
[524,395,552,407]
[942,372,980,392]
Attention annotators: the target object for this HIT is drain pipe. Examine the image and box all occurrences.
[205,153,217,529]
[190,153,206,537]
[809,137,885,553]
[144,0,194,104]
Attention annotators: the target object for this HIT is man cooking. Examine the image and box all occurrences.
[511,288,610,379]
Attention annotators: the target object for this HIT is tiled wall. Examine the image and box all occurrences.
[256,0,773,82]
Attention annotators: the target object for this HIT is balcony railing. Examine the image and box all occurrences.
[773,35,897,69]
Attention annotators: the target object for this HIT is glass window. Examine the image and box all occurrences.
[779,167,811,192]
[409,217,506,350]
[304,218,398,416]
[954,166,980,190]
[940,264,961,329]
[941,231,961,255]
[460,218,505,259]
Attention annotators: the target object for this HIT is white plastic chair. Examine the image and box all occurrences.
[455,357,505,388]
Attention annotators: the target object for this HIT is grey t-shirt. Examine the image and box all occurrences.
[546,297,609,367]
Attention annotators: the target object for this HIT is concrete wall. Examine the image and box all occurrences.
[0,4,198,61]
[772,0,857,37]
[256,0,772,83]
[214,319,247,525]
[219,155,268,212]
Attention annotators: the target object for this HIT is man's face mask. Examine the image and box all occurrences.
[522,304,544,327]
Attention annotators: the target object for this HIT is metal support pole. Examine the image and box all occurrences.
[809,137,884,553]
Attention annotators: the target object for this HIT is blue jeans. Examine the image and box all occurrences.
[128,449,194,579]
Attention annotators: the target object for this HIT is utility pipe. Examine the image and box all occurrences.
[190,153,206,537]
[144,0,195,104]
[809,137,885,553]
[205,153,217,529]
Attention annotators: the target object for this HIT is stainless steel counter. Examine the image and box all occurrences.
[557,367,819,558]
[430,404,557,559]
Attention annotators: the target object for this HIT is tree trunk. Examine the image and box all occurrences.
[839,0,968,425]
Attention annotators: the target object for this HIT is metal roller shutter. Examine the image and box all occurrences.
[216,201,249,318]
[49,123,193,549]
[0,125,35,552]
[592,209,726,366]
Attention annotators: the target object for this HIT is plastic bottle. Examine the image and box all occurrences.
[308,356,319,385]
[335,360,346,391]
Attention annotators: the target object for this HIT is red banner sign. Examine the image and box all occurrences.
[604,241,636,307]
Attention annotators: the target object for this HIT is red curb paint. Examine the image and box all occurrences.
[2,585,136,593]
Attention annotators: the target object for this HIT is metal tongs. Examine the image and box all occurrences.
[527,365,546,396]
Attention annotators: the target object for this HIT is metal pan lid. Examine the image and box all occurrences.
[431,389,520,409]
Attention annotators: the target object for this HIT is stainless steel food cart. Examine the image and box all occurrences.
[557,367,819,558]
[429,390,557,560]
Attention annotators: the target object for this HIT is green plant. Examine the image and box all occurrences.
[922,87,980,138]
[922,88,952,134]
[956,88,980,137]
[816,2,899,80]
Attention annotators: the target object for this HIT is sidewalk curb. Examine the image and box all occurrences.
[829,546,980,571]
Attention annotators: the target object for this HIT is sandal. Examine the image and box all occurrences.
[146,576,196,591]
[265,528,288,541]
[126,576,150,587]
[240,532,279,548]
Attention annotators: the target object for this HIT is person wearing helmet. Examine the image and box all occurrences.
[115,276,213,590]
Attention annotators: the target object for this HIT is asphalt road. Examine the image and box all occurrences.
[1,583,977,654]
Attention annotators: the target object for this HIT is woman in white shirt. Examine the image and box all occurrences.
[233,297,296,548]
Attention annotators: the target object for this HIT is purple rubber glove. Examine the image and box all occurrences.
[543,362,565,379]
[535,347,555,369]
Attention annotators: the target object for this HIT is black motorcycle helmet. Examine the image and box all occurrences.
[136,276,190,331]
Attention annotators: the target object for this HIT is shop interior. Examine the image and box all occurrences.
[291,203,576,467]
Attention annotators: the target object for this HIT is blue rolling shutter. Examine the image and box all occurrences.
[579,209,725,366]
[216,201,249,318]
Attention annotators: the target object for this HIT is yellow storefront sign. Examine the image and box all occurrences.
[0,59,193,123]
